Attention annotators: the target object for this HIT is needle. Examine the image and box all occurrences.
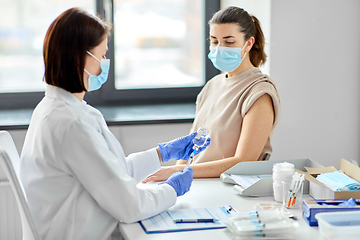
[184,149,196,170]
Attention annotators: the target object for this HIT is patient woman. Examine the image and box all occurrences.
[143,6,281,182]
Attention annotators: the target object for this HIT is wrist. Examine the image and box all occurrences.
[175,165,183,172]
[156,146,163,163]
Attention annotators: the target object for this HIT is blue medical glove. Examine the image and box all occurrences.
[159,168,193,197]
[158,132,211,162]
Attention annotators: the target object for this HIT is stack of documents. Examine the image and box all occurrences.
[139,205,233,233]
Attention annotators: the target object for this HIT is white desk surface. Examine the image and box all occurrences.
[119,178,321,240]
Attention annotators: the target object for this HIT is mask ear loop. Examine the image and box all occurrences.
[84,69,91,76]
[84,51,101,76]
[86,51,101,63]
[240,41,248,60]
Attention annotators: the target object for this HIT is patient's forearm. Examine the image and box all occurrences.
[182,157,256,178]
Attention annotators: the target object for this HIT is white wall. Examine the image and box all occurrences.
[220,0,360,168]
[7,0,360,170]
[109,123,192,166]
[221,0,272,76]
[7,123,192,167]
[269,0,360,168]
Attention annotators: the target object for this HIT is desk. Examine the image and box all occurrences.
[119,178,321,240]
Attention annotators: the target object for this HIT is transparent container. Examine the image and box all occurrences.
[315,211,360,240]
[192,127,209,150]
[282,181,303,209]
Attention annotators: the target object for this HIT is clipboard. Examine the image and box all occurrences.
[139,205,234,234]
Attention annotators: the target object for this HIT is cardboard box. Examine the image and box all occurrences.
[302,199,360,226]
[303,158,360,199]
[220,159,322,197]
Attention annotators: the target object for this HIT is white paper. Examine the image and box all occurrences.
[230,174,272,189]
[140,205,231,233]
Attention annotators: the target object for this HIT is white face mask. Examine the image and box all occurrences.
[84,51,110,91]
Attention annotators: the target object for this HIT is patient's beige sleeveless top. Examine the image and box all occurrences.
[190,67,281,163]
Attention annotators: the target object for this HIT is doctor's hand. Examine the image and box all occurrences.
[159,168,193,197]
[158,132,211,163]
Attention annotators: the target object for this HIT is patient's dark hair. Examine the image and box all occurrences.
[209,6,266,67]
[43,7,111,93]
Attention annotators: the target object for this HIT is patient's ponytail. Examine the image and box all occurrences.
[209,6,267,67]
[249,15,266,67]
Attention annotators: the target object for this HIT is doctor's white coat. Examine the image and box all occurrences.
[20,85,177,240]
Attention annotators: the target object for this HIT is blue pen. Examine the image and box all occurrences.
[173,218,219,223]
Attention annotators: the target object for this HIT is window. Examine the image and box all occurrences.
[114,0,203,90]
[0,1,96,93]
[0,0,220,109]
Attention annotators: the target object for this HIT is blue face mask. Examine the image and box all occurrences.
[316,171,360,191]
[84,51,110,92]
[207,42,247,72]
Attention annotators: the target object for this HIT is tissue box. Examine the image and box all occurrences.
[304,159,360,199]
[302,199,360,226]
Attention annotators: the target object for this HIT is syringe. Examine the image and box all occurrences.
[184,149,196,170]
[184,127,209,170]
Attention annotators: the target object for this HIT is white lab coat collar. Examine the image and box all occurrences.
[45,84,87,108]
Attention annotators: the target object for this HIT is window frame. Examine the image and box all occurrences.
[0,0,220,110]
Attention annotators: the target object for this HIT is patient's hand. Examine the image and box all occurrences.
[142,166,184,183]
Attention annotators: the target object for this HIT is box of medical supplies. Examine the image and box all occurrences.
[220,158,322,196]
[302,199,360,226]
[315,210,360,239]
[304,158,360,199]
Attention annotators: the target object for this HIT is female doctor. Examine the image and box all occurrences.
[20,8,209,240]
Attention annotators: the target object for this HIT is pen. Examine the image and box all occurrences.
[173,218,219,223]
[227,206,238,214]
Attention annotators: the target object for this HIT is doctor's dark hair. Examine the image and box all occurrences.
[209,6,266,67]
[43,8,111,93]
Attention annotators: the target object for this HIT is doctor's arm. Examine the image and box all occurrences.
[61,120,177,223]
[143,94,274,182]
